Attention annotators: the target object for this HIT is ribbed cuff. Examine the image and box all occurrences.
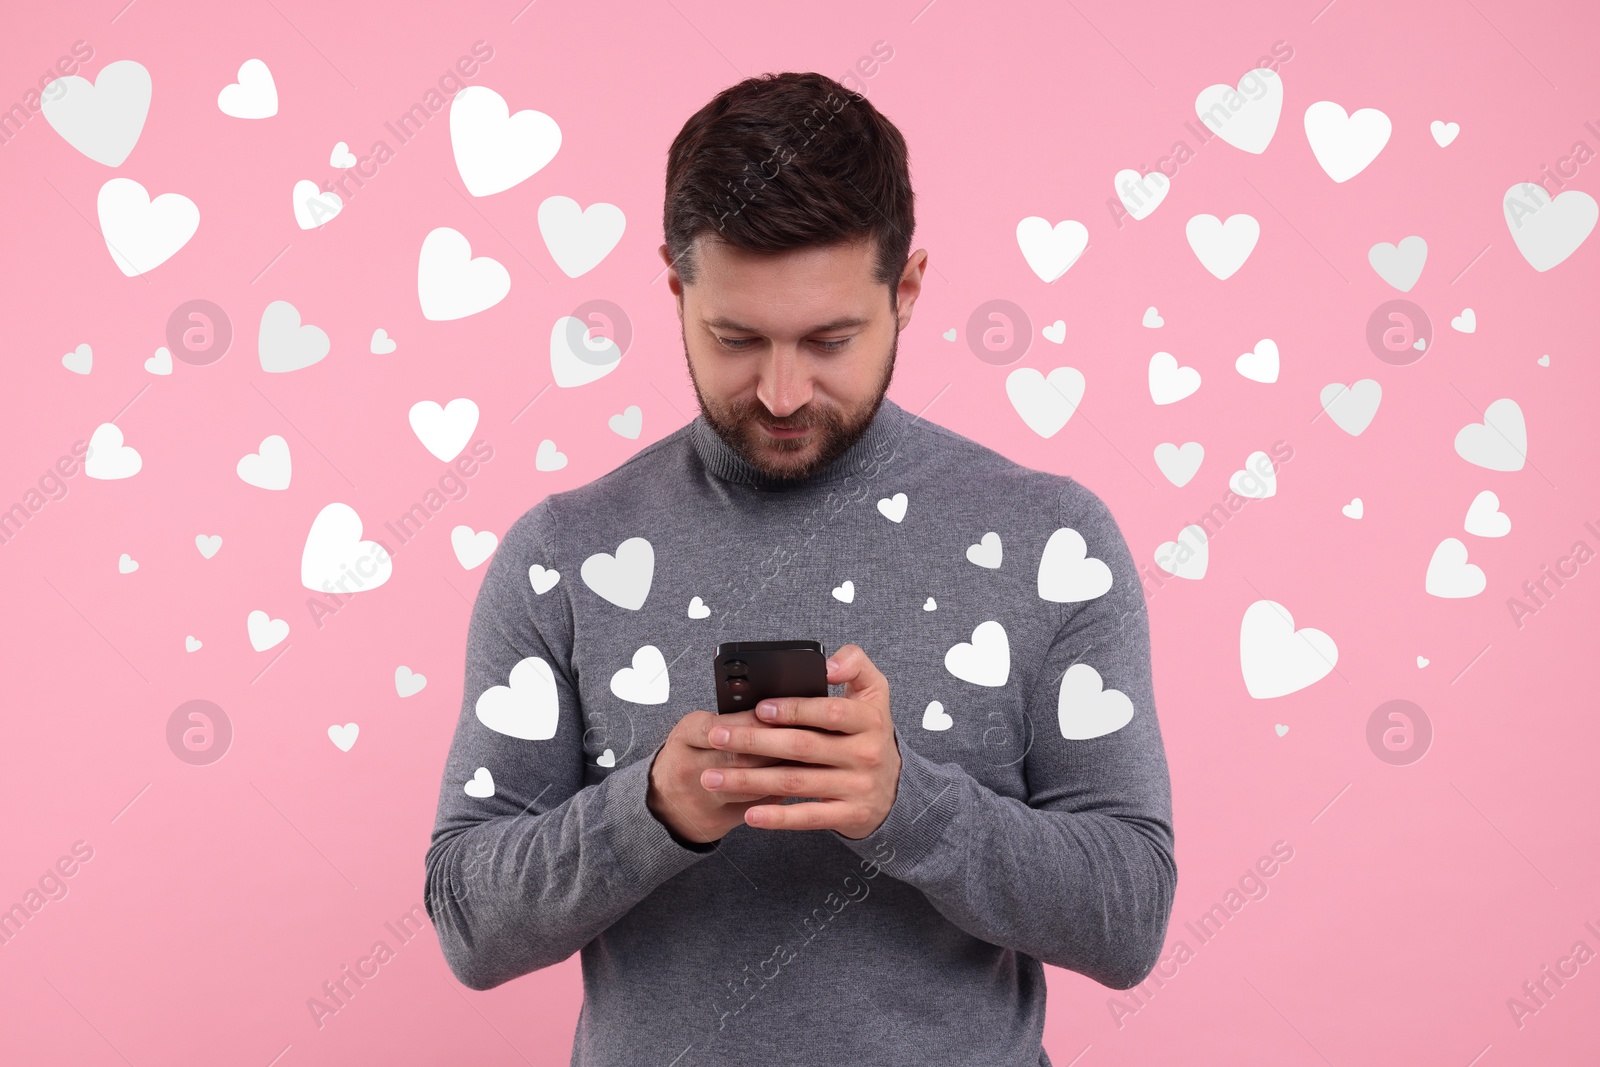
[829,739,964,875]
[599,750,719,888]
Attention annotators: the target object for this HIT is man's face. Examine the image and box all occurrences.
[663,235,924,483]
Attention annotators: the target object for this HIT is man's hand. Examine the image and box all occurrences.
[700,643,901,839]
[646,709,788,845]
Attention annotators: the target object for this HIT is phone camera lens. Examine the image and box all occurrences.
[727,677,750,700]
[725,660,748,678]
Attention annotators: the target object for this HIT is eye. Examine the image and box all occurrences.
[715,336,756,350]
[812,339,850,352]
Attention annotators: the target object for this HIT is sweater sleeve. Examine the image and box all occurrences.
[423,498,718,991]
[827,478,1177,990]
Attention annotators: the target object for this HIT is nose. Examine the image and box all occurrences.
[757,344,812,419]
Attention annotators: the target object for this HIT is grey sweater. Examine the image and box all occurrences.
[424,395,1177,1066]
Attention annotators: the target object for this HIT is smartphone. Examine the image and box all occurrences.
[713,640,829,714]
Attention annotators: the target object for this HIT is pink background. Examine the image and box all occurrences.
[2,0,1596,1063]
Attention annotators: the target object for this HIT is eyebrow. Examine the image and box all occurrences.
[702,315,871,334]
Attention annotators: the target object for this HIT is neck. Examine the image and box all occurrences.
[688,396,913,490]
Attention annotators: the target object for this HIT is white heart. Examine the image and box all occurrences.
[417,227,510,321]
[1320,379,1383,436]
[1425,537,1486,598]
[831,580,855,604]
[1056,663,1134,739]
[185,636,202,652]
[41,59,152,165]
[942,328,957,341]
[409,399,480,462]
[300,503,392,592]
[1142,306,1164,328]
[1153,441,1204,487]
[549,315,623,388]
[1537,354,1550,367]
[876,492,908,523]
[217,59,278,119]
[1229,450,1279,499]
[1006,365,1085,438]
[1503,183,1598,272]
[921,700,953,731]
[944,620,1010,687]
[1454,398,1527,471]
[96,178,199,276]
[1037,527,1112,602]
[396,668,428,700]
[536,438,568,471]
[144,346,172,375]
[609,405,643,439]
[1451,308,1476,333]
[1234,338,1280,384]
[328,723,359,752]
[528,564,561,594]
[118,552,138,574]
[597,748,616,768]
[1368,236,1428,292]
[537,195,625,277]
[258,300,330,373]
[476,657,560,740]
[1153,525,1208,580]
[1114,167,1169,221]
[1239,599,1338,698]
[84,422,141,479]
[1148,351,1201,404]
[370,328,397,354]
[1042,319,1067,344]
[450,85,561,196]
[247,609,289,652]
[923,596,937,611]
[1275,723,1289,737]
[237,435,291,490]
[1463,490,1511,537]
[1194,66,1284,153]
[330,141,357,168]
[687,595,711,619]
[196,534,223,559]
[610,644,671,705]
[1416,656,1429,668]
[1185,213,1259,279]
[1015,216,1088,281]
[966,531,1002,568]
[292,179,342,229]
[62,343,92,375]
[1342,498,1364,519]
[581,536,654,610]
[452,525,499,569]
[463,767,495,798]
[1430,120,1460,147]
[1304,100,1391,182]
[395,666,428,697]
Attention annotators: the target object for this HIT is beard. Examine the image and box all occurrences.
[684,322,898,484]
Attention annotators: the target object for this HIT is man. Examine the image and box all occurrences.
[425,71,1176,1066]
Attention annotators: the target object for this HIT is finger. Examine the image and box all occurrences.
[701,764,847,799]
[708,719,849,766]
[744,798,853,832]
[683,708,764,750]
[830,643,890,704]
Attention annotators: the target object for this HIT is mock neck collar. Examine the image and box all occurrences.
[688,396,913,490]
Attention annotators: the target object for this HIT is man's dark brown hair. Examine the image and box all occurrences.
[662,72,915,300]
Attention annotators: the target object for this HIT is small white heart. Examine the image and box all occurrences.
[923,596,936,611]
[1451,308,1476,333]
[1341,497,1363,519]
[1413,338,1426,351]
[1537,354,1550,367]
[536,438,568,471]
[876,492,908,523]
[528,563,560,594]
[1429,120,1460,147]
[118,552,139,573]
[831,579,855,603]
[1042,319,1066,344]
[62,343,93,375]
[144,346,173,375]
[942,328,957,341]
[921,700,953,731]
[1274,723,1289,737]
[370,328,397,354]
[965,531,1002,568]
[328,723,359,752]
[330,141,358,168]
[1416,655,1429,668]
[196,534,222,559]
[687,595,710,619]
[185,635,202,652]
[1142,306,1164,328]
[608,404,644,439]
[597,748,616,767]
[464,767,495,797]
[395,666,427,697]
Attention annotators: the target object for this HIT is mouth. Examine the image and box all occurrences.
[762,420,810,439]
